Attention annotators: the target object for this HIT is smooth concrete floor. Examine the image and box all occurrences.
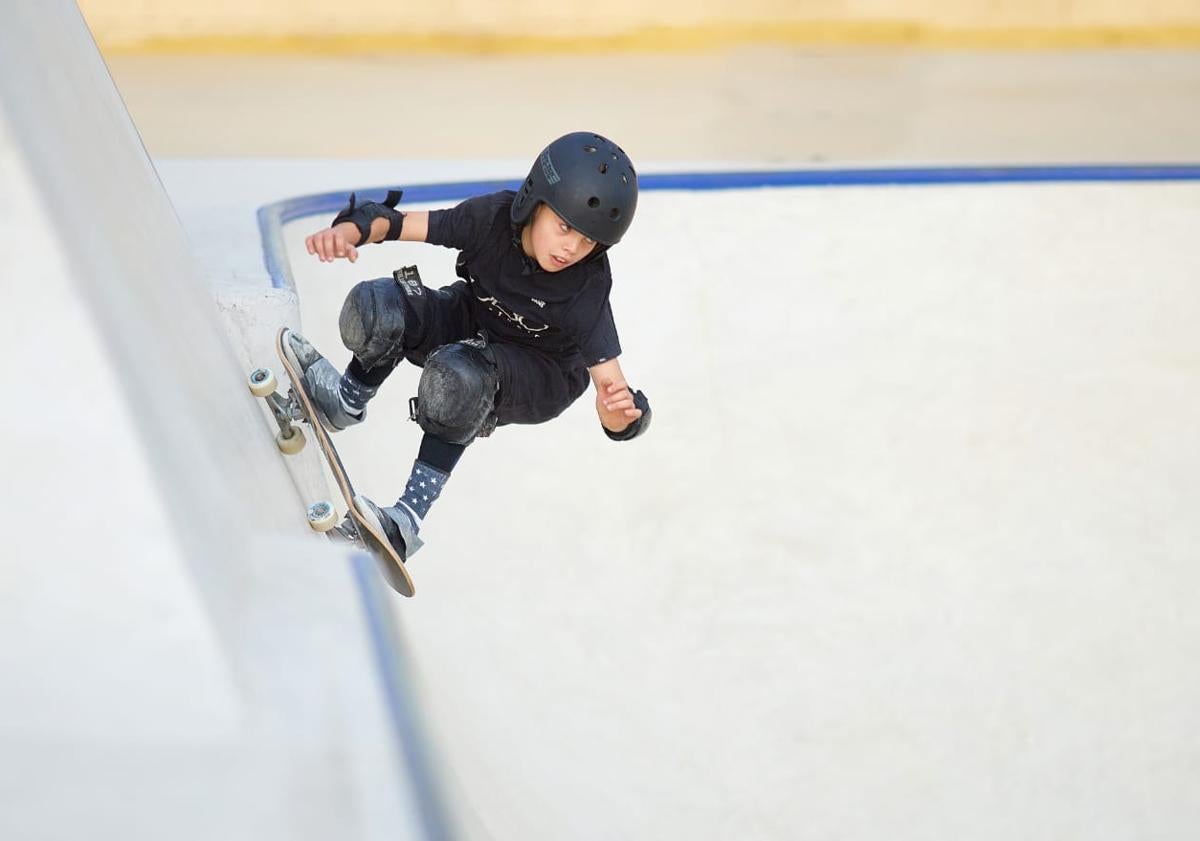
[280,178,1200,841]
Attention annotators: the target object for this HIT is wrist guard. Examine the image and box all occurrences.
[331,189,405,244]
[604,390,652,441]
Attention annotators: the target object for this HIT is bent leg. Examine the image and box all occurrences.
[335,272,474,417]
[340,272,474,370]
[379,340,586,559]
[488,343,591,427]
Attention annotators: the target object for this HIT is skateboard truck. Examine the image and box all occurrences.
[249,367,307,455]
[248,366,337,534]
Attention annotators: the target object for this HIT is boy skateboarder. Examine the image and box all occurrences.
[288,132,652,564]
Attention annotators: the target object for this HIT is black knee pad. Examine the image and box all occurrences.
[415,340,499,445]
[339,277,408,369]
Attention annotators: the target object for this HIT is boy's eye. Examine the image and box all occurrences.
[559,223,569,233]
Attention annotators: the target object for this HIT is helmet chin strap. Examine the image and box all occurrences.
[582,244,610,263]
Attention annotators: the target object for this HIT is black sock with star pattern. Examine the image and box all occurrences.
[395,459,450,522]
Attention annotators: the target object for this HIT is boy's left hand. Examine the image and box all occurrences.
[597,377,643,432]
[306,223,361,263]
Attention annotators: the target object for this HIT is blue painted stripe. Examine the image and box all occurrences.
[350,554,456,841]
[257,164,1200,288]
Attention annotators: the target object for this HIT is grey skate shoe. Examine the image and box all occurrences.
[285,330,374,431]
[329,495,425,560]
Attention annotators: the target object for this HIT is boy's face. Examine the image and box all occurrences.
[523,204,597,273]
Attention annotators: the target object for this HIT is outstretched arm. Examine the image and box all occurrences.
[589,358,651,440]
[306,210,429,263]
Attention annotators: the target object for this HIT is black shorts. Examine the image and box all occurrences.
[398,279,590,427]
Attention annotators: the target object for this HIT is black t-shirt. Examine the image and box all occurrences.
[425,190,621,369]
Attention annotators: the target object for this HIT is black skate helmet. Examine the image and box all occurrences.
[511,131,638,248]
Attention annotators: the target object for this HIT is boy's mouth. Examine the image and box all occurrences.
[550,254,569,267]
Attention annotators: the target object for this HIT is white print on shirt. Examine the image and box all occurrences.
[475,294,550,336]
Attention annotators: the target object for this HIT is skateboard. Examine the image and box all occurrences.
[246,327,415,597]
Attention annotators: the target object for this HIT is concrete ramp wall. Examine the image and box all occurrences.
[0,0,300,617]
[0,4,447,839]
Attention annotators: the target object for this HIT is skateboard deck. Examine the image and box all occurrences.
[249,327,415,597]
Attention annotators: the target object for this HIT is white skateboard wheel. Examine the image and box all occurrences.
[276,427,306,455]
[248,367,277,397]
[307,501,338,532]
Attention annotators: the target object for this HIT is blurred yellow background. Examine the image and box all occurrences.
[80,0,1200,51]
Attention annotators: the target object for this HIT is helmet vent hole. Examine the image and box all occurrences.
[599,163,608,174]
[588,196,600,208]
[621,174,628,184]
[526,177,534,187]
[609,209,621,221]
[584,145,597,153]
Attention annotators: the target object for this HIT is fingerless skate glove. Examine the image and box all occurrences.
[604,390,652,442]
[331,189,405,244]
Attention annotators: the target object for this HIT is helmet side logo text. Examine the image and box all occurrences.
[539,152,561,185]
